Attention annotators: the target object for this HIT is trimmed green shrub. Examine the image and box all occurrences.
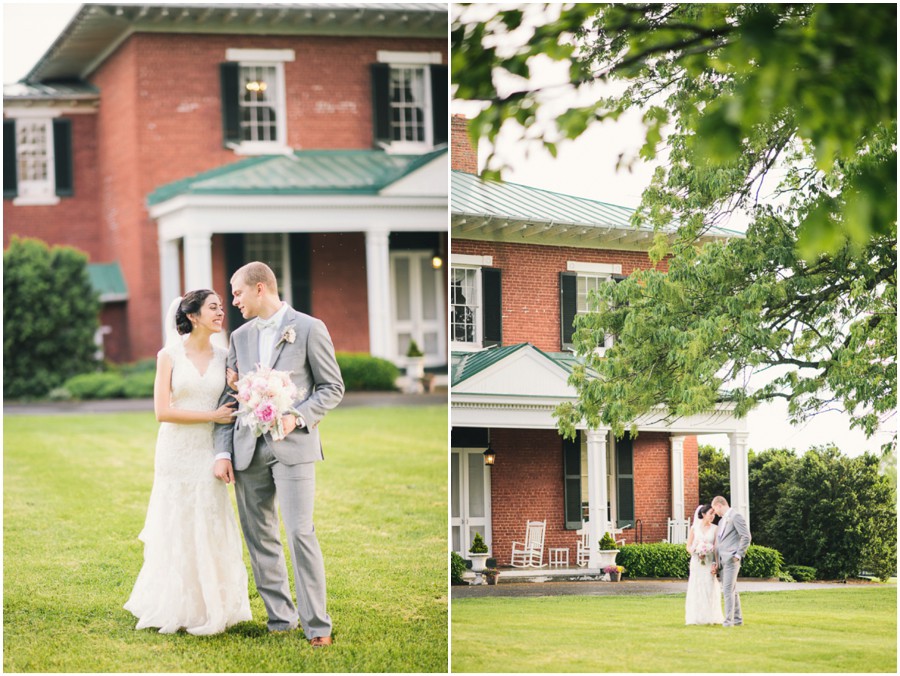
[63,373,125,400]
[784,564,817,582]
[4,237,100,399]
[450,552,467,585]
[336,352,400,391]
[121,371,156,398]
[617,543,785,579]
[469,532,488,554]
[617,543,690,578]
[740,545,783,578]
[598,532,619,550]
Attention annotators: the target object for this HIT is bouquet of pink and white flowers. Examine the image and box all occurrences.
[693,541,715,565]
[232,365,305,441]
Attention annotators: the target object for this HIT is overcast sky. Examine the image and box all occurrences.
[4,2,893,458]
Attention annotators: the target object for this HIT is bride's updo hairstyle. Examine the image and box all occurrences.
[175,289,216,335]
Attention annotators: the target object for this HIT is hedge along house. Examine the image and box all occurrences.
[3,3,448,371]
[449,115,750,571]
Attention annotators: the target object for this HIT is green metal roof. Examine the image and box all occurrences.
[452,170,636,230]
[451,170,743,238]
[3,81,99,101]
[87,262,128,302]
[147,147,447,205]
[451,343,578,387]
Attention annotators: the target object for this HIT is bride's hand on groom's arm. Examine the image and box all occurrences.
[210,401,237,424]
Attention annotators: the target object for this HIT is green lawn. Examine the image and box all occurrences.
[452,588,896,672]
[4,406,448,673]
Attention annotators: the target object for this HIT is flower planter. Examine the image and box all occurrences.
[597,549,619,570]
[609,571,622,582]
[468,552,489,573]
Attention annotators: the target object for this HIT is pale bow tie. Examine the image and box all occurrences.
[255,317,277,330]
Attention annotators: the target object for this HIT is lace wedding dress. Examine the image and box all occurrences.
[685,521,725,625]
[124,340,252,635]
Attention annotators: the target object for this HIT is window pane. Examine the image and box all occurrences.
[423,331,438,355]
[394,258,411,321]
[239,64,279,143]
[451,453,460,519]
[467,452,485,518]
[451,267,477,343]
[420,258,437,320]
[245,233,286,284]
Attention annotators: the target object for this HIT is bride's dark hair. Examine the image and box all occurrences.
[695,503,715,521]
[175,289,216,335]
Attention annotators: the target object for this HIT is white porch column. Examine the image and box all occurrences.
[158,237,182,341]
[586,428,610,568]
[365,229,392,360]
[670,435,686,520]
[728,432,751,526]
[183,231,213,291]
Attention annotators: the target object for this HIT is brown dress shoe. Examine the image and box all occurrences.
[309,636,333,648]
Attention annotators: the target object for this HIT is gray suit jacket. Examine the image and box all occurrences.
[715,509,752,563]
[214,306,344,470]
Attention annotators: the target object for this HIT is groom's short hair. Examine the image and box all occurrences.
[234,261,278,294]
[711,496,729,508]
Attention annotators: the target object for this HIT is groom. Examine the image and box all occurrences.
[710,495,751,627]
[213,261,344,647]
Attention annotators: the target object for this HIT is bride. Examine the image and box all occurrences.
[124,291,251,635]
[685,503,725,625]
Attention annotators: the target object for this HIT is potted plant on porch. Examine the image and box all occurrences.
[604,564,625,582]
[482,567,500,585]
[597,532,620,571]
[467,532,490,573]
[404,339,425,393]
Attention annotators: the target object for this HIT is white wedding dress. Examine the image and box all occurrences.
[124,340,252,635]
[685,521,725,625]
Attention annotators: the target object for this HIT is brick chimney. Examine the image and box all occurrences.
[451,115,478,174]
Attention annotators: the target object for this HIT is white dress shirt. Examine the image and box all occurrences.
[256,302,289,366]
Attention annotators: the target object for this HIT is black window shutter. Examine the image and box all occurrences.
[224,233,245,331]
[616,434,635,527]
[220,62,241,147]
[429,64,448,146]
[482,267,502,346]
[560,272,577,349]
[4,120,16,198]
[612,273,626,283]
[289,233,311,314]
[371,63,391,147]
[53,118,73,196]
[563,433,583,529]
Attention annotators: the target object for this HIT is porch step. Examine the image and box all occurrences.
[464,567,608,584]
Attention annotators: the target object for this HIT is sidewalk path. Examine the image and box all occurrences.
[3,391,447,416]
[452,579,891,599]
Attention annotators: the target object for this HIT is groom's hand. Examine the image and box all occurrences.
[214,458,234,484]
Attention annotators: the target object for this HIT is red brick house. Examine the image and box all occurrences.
[4,3,448,371]
[449,115,750,570]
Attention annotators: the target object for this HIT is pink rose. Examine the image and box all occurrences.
[255,401,276,423]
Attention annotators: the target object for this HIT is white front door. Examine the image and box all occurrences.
[451,448,492,556]
[390,250,446,367]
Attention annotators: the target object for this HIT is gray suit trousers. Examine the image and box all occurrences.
[234,437,331,637]
[720,557,743,626]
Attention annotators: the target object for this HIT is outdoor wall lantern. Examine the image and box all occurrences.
[483,445,496,466]
[432,253,443,269]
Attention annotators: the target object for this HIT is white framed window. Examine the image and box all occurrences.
[244,233,293,305]
[375,51,443,154]
[222,49,293,155]
[451,266,480,347]
[13,118,58,205]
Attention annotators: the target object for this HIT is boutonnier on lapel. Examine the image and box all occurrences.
[278,326,297,347]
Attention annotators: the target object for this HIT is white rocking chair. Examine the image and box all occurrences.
[576,528,590,567]
[510,520,546,568]
[666,517,690,544]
